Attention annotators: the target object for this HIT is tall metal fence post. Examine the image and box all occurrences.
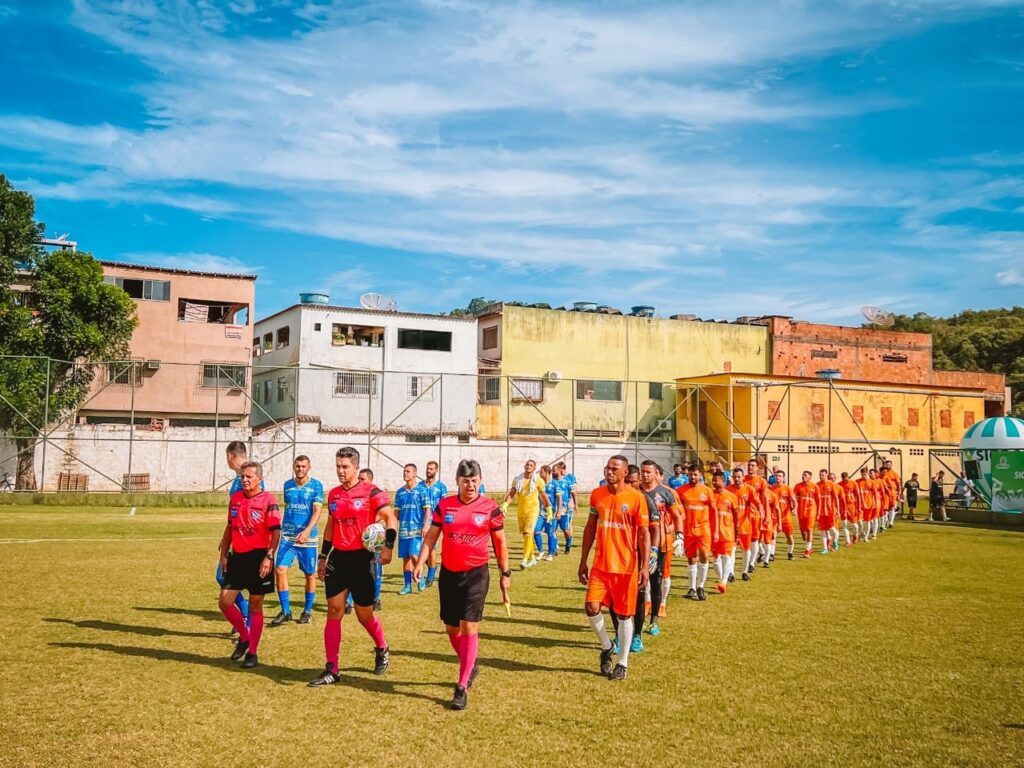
[212,367,220,491]
[40,357,50,492]
[633,380,639,464]
[127,362,136,491]
[827,380,833,473]
[505,375,511,489]
[570,378,576,475]
[437,373,444,472]
[292,364,299,467]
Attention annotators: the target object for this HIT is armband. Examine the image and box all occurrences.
[384,528,397,549]
[320,540,332,557]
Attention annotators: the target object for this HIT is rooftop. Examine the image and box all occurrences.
[255,303,478,327]
[99,260,258,281]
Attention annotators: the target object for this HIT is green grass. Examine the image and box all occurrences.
[1,506,1022,768]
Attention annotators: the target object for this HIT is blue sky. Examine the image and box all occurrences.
[1,0,1023,324]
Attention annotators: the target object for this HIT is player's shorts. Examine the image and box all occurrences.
[780,514,794,535]
[817,513,836,530]
[862,506,876,522]
[557,510,573,532]
[684,533,711,559]
[398,536,422,560]
[276,539,318,575]
[222,549,274,595]
[518,507,540,535]
[736,532,752,550]
[797,512,815,532]
[586,567,637,617]
[438,564,490,626]
[712,537,734,557]
[324,549,376,606]
[760,526,776,543]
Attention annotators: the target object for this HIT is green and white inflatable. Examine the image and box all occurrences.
[959,416,1024,513]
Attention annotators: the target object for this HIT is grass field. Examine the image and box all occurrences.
[1,505,1022,768]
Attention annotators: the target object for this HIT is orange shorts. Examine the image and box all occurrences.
[862,506,876,522]
[737,532,753,550]
[585,568,637,617]
[818,513,836,530]
[760,526,776,543]
[712,538,734,557]
[780,515,794,535]
[685,534,711,559]
[797,512,815,532]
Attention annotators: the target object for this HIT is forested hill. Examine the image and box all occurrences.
[887,308,1024,415]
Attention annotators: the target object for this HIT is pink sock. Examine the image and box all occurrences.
[221,603,249,642]
[247,612,264,654]
[448,632,462,654]
[324,618,342,673]
[364,616,387,649]
[458,634,478,688]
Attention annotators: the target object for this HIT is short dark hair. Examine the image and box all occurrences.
[294,454,310,464]
[404,463,417,471]
[456,459,481,478]
[673,463,683,470]
[336,446,360,464]
[640,459,658,468]
[712,470,724,480]
[609,454,630,466]
[426,460,439,469]
[627,464,640,475]
[226,441,247,457]
[359,468,374,481]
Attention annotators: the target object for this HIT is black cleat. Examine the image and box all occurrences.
[270,611,292,627]
[241,652,258,669]
[609,663,627,681]
[297,611,313,624]
[697,587,707,601]
[769,553,776,562]
[787,552,795,561]
[599,647,614,676]
[762,561,770,569]
[452,684,468,710]
[373,599,382,612]
[741,572,750,582]
[756,552,764,563]
[230,639,249,661]
[685,588,697,600]
[308,664,341,687]
[373,646,390,675]
[467,665,480,689]
[728,573,735,583]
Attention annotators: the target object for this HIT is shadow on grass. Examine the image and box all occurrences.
[396,647,590,676]
[45,617,226,640]
[477,631,583,651]
[133,606,226,622]
[487,616,588,633]
[509,602,584,616]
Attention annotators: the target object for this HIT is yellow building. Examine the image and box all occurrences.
[675,372,988,481]
[475,304,769,443]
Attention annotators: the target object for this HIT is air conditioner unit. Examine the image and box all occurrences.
[547,371,563,382]
[146,360,161,371]
[656,418,673,431]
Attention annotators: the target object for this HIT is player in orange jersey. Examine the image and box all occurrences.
[680,465,719,601]
[710,471,738,593]
[870,468,886,538]
[838,471,861,545]
[579,455,650,681]
[728,467,758,581]
[827,472,845,549]
[793,471,820,557]
[772,470,798,559]
[856,467,878,541]
[759,483,780,567]
[816,469,841,555]
[744,459,772,566]
[879,460,902,529]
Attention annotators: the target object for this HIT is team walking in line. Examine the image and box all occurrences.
[215,441,904,706]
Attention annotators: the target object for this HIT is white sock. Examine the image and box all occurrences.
[788,542,795,555]
[743,548,752,572]
[697,561,709,588]
[831,527,839,545]
[768,543,775,559]
[616,618,633,667]
[822,531,830,550]
[588,613,612,651]
[714,556,724,583]
[843,523,851,544]
[726,554,735,579]
[661,578,671,606]
[688,564,697,591]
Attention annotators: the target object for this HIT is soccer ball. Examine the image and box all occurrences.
[361,522,386,553]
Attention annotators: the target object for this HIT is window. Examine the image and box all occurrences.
[811,403,825,424]
[202,363,246,388]
[178,298,247,323]
[881,406,893,426]
[509,427,566,437]
[939,409,952,428]
[105,276,171,301]
[262,379,272,404]
[398,328,452,352]
[882,353,908,363]
[334,372,378,397]
[253,383,261,404]
[909,448,925,456]
[510,378,544,402]
[276,327,290,349]
[776,444,793,453]
[106,361,143,386]
[263,332,273,352]
[482,326,498,350]
[332,323,384,347]
[277,376,288,402]
[908,408,919,427]
[252,338,261,358]
[576,380,622,401]
[408,376,436,401]
[964,411,976,428]
[811,349,838,359]
[648,382,663,400]
[478,376,500,403]
[457,435,470,444]
[405,434,437,443]
[314,323,322,332]
[768,400,781,421]
[852,405,864,424]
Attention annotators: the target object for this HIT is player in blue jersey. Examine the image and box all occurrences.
[395,463,428,594]
[668,463,688,490]
[270,455,324,626]
[220,441,254,633]
[554,462,578,553]
[417,460,448,589]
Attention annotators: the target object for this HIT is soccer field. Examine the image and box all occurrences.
[1,506,1022,768]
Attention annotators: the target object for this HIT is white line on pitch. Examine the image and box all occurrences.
[0,536,217,545]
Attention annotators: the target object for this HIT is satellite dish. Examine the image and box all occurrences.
[861,305,895,327]
[360,292,397,312]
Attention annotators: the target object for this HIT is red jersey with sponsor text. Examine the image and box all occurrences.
[327,481,390,551]
[228,490,282,553]
[432,494,503,572]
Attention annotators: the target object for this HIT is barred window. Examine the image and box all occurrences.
[334,372,378,397]
[202,363,246,388]
[510,378,544,402]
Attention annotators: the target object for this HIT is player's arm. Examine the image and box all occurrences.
[578,510,599,585]
[297,501,322,545]
[218,523,231,572]
[638,521,651,589]
[504,484,517,504]
[317,515,334,581]
[413,523,442,582]
[261,527,282,578]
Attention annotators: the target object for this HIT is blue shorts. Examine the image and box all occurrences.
[399,537,422,559]
[276,539,318,575]
[557,510,574,532]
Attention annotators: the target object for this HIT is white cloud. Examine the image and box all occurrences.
[996,269,1024,287]
[120,251,262,275]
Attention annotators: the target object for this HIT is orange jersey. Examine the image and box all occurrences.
[679,484,718,539]
[879,470,901,505]
[761,489,780,532]
[857,478,877,511]
[871,478,886,509]
[712,489,738,545]
[793,481,820,519]
[588,485,649,575]
[729,481,757,535]
[817,480,843,516]
[839,480,860,517]
[744,474,769,521]
[772,483,796,518]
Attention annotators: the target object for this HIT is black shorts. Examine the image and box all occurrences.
[223,549,274,595]
[324,549,376,607]
[439,564,490,627]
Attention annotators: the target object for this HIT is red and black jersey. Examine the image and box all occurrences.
[228,490,282,553]
[326,481,390,551]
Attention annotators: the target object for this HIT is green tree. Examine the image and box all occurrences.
[448,296,499,317]
[0,175,137,489]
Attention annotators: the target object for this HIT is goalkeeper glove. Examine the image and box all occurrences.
[673,532,684,558]
[648,547,660,575]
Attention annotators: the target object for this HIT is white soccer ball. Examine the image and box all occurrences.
[361,522,387,552]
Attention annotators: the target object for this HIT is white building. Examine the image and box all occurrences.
[251,296,479,439]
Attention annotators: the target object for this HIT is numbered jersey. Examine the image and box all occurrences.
[282,478,324,540]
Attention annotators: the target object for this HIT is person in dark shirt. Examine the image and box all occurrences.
[903,473,921,521]
[929,471,948,522]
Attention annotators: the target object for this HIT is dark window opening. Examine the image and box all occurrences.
[882,353,907,363]
[202,363,246,388]
[811,349,838,359]
[398,328,452,352]
[332,323,384,347]
[178,298,248,324]
[105,276,171,301]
